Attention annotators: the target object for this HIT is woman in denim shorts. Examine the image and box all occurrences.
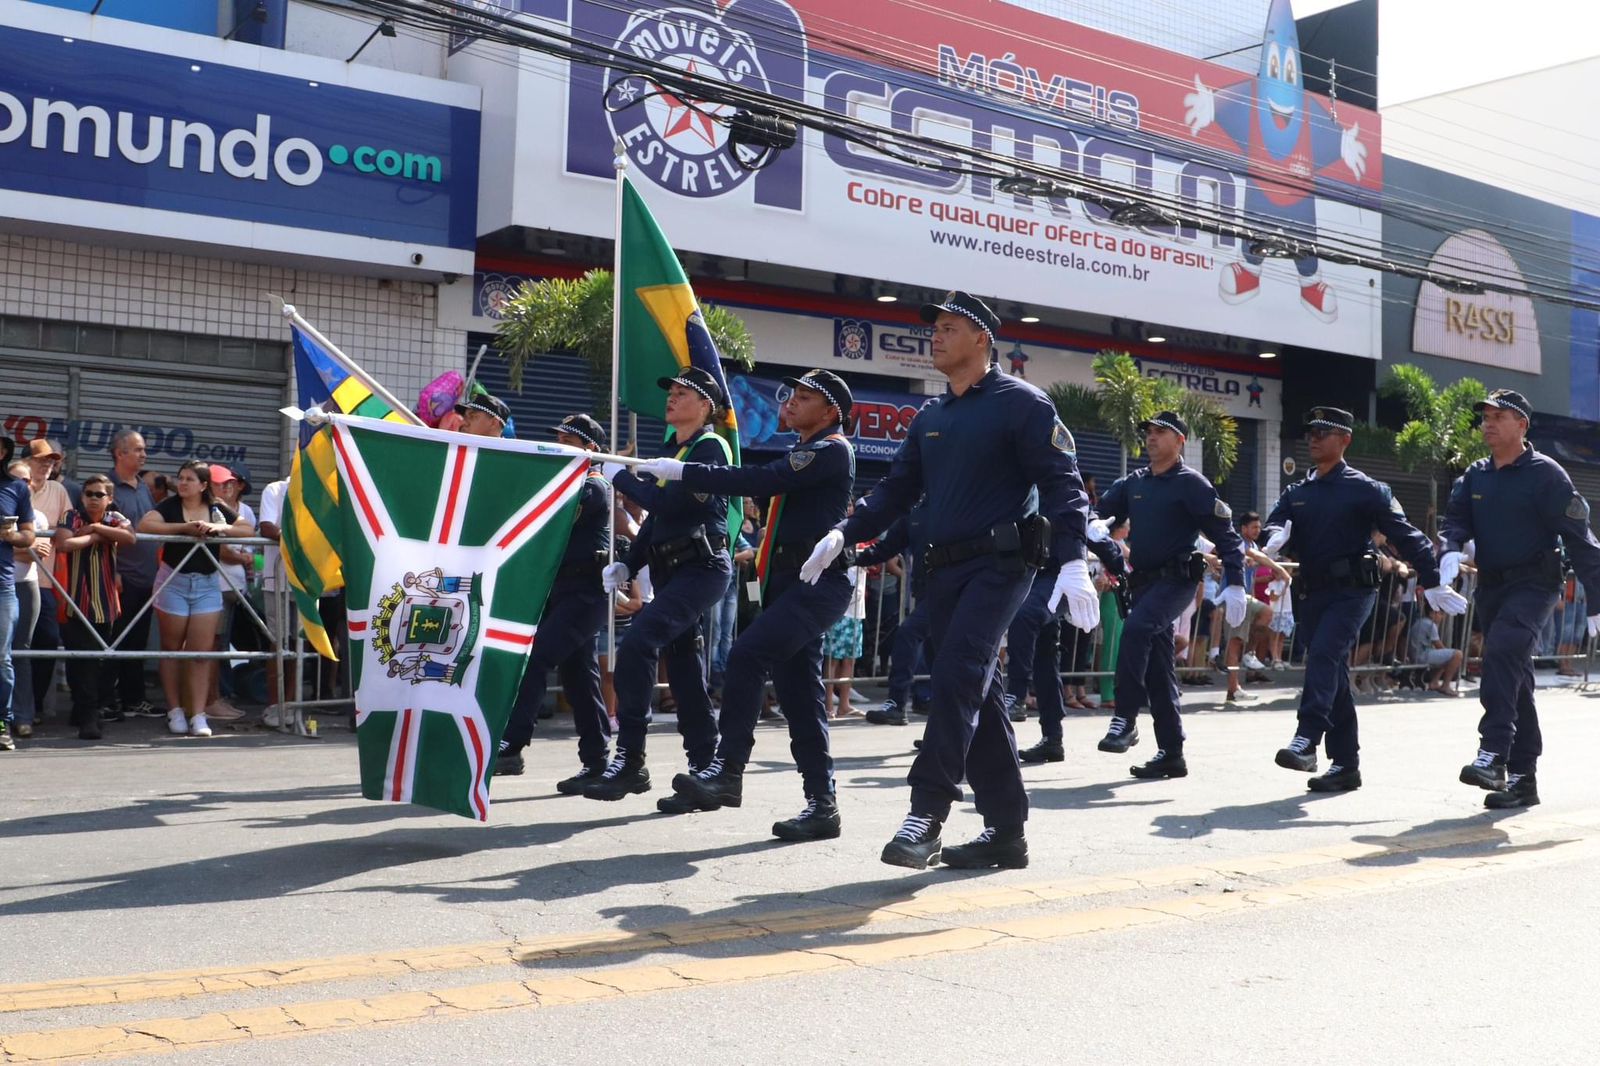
[139,460,251,737]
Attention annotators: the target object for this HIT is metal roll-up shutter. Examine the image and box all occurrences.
[1218,419,1258,517]
[1290,441,1440,526]
[0,314,289,486]
[1560,462,1600,536]
[1071,428,1125,490]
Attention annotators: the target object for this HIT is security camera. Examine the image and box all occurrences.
[410,252,424,265]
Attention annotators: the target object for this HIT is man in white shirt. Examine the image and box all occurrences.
[256,477,292,726]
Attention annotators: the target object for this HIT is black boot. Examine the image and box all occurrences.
[1130,750,1188,779]
[866,699,907,726]
[556,761,606,795]
[1308,763,1362,792]
[668,758,743,811]
[492,742,525,778]
[1485,772,1539,809]
[1275,735,1319,773]
[772,794,842,841]
[1460,749,1507,790]
[1018,737,1065,764]
[583,749,650,800]
[1097,716,1140,753]
[77,709,103,742]
[941,825,1028,869]
[880,813,942,869]
[1004,693,1028,723]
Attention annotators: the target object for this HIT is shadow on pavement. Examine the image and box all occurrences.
[0,783,367,840]
[1149,789,1381,840]
[1026,777,1173,812]
[1348,811,1575,866]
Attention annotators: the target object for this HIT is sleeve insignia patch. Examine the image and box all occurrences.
[694,492,709,503]
[789,450,816,471]
[1213,499,1232,519]
[1051,420,1076,454]
[1567,495,1590,522]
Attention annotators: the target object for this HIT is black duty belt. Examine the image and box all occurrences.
[770,541,854,573]
[1129,552,1205,591]
[556,554,606,582]
[1479,550,1561,589]
[1295,552,1379,594]
[649,526,728,575]
[924,523,1022,572]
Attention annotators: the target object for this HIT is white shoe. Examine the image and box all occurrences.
[167,707,189,735]
[262,705,284,728]
[188,713,212,738]
[1242,653,1267,671]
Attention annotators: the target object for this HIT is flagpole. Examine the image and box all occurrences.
[607,142,628,672]
[270,295,426,427]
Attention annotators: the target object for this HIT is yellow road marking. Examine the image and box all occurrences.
[2,826,1595,1063]
[4,808,1597,1018]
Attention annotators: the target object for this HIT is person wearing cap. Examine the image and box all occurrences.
[635,369,858,839]
[1262,406,1465,792]
[1080,411,1245,779]
[587,366,734,803]
[455,393,512,438]
[496,414,616,792]
[201,464,256,723]
[1442,389,1600,809]
[801,292,1099,870]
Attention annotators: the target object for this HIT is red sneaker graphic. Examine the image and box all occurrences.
[1299,280,1338,322]
[1219,262,1262,304]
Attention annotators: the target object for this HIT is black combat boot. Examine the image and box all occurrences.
[1018,736,1065,764]
[1130,749,1188,779]
[556,761,607,795]
[1004,693,1028,723]
[866,699,907,726]
[772,794,842,841]
[880,813,942,869]
[1275,734,1319,773]
[1459,749,1507,791]
[669,757,743,811]
[1307,763,1362,792]
[941,825,1028,869]
[582,748,650,800]
[1485,772,1539,809]
[491,741,525,777]
[1097,716,1140,753]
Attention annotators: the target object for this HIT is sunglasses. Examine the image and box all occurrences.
[84,491,110,499]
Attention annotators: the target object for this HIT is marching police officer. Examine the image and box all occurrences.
[1263,406,1466,791]
[1088,412,1247,778]
[495,415,613,791]
[587,367,733,803]
[634,369,857,840]
[1440,389,1600,808]
[455,392,512,437]
[802,292,1099,870]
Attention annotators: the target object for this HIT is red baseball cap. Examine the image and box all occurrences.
[209,464,238,485]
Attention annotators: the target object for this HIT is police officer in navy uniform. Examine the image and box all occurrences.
[634,369,857,840]
[802,292,1100,870]
[1262,406,1466,791]
[1089,412,1247,778]
[495,415,614,790]
[587,367,733,803]
[1440,389,1600,808]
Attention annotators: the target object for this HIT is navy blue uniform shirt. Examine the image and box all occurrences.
[1096,461,1246,586]
[839,365,1089,563]
[614,428,730,571]
[680,429,854,550]
[1265,460,1440,587]
[560,468,613,567]
[1442,443,1600,602]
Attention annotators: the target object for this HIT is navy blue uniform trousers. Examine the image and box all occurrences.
[910,556,1032,827]
[614,555,732,768]
[886,599,930,707]
[716,565,852,797]
[1006,569,1066,739]
[1476,581,1560,773]
[504,577,610,767]
[1293,586,1377,767]
[1114,577,1198,754]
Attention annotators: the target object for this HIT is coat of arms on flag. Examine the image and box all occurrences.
[308,414,588,821]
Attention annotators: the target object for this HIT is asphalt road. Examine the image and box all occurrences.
[3,679,1598,1064]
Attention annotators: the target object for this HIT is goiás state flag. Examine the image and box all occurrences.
[319,414,588,820]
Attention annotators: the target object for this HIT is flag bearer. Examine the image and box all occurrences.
[636,369,857,840]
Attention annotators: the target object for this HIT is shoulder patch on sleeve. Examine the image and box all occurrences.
[789,449,816,472]
[1567,494,1591,522]
[1213,498,1231,519]
[1051,419,1076,454]
[694,492,709,503]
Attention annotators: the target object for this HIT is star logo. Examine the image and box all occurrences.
[613,78,640,103]
[656,62,722,149]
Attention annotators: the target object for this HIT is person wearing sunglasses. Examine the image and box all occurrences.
[53,475,136,740]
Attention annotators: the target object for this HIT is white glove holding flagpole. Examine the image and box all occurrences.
[602,562,630,595]
[800,530,846,585]
[1221,584,1249,628]
[1262,521,1291,559]
[1049,559,1101,632]
[1087,518,1111,543]
[636,457,685,481]
[1437,550,1463,588]
[1422,585,1469,615]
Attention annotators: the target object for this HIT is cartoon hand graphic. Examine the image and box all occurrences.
[1341,121,1367,180]
[1183,74,1215,135]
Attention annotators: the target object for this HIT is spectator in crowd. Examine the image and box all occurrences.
[109,430,162,718]
[16,440,72,732]
[824,542,869,718]
[202,464,256,721]
[143,470,171,506]
[256,476,295,726]
[1083,474,1100,511]
[139,459,251,738]
[1352,532,1412,695]
[1220,511,1292,703]
[53,474,135,740]
[1095,518,1130,707]
[1408,607,1463,697]
[1555,565,1588,678]
[0,439,36,751]
[8,459,49,739]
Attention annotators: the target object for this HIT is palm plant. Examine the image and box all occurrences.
[1380,364,1489,529]
[1084,350,1238,480]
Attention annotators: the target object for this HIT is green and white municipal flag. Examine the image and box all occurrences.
[323,414,588,821]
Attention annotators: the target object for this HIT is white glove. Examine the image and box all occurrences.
[1587,613,1600,640]
[1221,585,1249,628]
[1423,585,1468,616]
[1437,550,1463,588]
[1183,74,1215,134]
[1341,121,1368,180]
[636,457,685,481]
[602,561,630,594]
[1049,559,1101,632]
[1087,518,1111,543]
[800,530,845,585]
[1262,521,1291,559]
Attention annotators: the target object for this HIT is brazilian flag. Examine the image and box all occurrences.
[617,175,741,543]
